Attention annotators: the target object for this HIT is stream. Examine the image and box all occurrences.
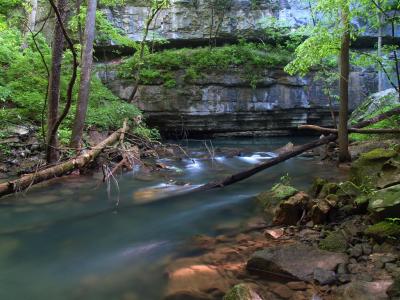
[0,137,345,300]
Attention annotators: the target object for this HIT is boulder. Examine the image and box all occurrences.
[273,191,309,225]
[223,284,263,300]
[368,184,400,219]
[246,243,347,282]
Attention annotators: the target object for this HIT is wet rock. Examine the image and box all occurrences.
[337,280,393,300]
[165,261,232,300]
[268,282,293,299]
[223,283,263,300]
[286,281,307,291]
[313,267,336,285]
[368,184,400,219]
[319,231,348,253]
[273,191,309,225]
[264,228,284,239]
[246,243,347,282]
[365,221,400,242]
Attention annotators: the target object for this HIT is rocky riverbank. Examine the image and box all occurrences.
[162,141,400,300]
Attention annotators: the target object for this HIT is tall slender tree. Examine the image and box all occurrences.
[338,3,351,162]
[46,0,66,163]
[70,0,97,149]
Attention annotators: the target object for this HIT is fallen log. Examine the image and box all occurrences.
[352,107,400,129]
[196,134,338,191]
[299,124,400,134]
[0,124,129,198]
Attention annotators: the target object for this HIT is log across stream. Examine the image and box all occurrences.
[0,137,346,300]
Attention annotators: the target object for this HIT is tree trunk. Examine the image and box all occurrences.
[70,0,97,149]
[377,12,384,91]
[46,0,66,163]
[338,6,351,162]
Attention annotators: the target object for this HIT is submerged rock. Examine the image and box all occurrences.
[246,243,347,282]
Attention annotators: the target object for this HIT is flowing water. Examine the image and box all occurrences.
[0,137,345,300]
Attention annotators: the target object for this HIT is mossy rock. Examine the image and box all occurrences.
[337,181,362,198]
[223,284,259,300]
[309,177,328,198]
[364,221,400,242]
[354,194,370,207]
[256,183,298,210]
[319,182,340,199]
[319,231,348,253]
[350,148,399,188]
[360,148,398,160]
[368,184,400,219]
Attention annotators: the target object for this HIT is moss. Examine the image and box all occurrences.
[319,231,348,253]
[368,184,400,217]
[337,181,362,198]
[350,149,397,187]
[257,184,298,209]
[365,221,400,241]
[223,284,252,300]
[319,182,340,198]
[355,194,370,206]
[309,177,328,198]
[361,148,398,160]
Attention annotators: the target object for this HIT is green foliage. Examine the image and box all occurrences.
[0,27,153,141]
[279,172,292,186]
[133,126,160,140]
[119,42,292,88]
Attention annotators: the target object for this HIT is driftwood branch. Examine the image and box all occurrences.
[0,125,129,198]
[299,124,400,134]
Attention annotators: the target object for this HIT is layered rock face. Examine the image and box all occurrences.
[104,0,310,45]
[100,0,393,137]
[100,66,381,137]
